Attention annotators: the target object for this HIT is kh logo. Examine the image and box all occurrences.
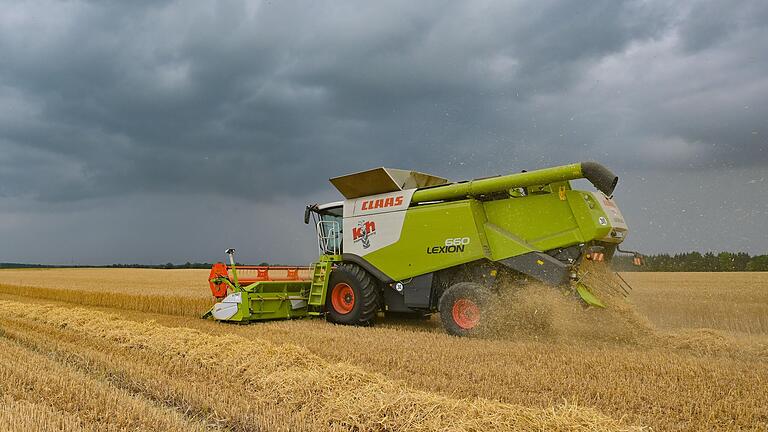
[352,220,377,249]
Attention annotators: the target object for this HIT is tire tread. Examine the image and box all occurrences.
[327,263,380,325]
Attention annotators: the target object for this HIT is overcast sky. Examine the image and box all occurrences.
[1,0,766,265]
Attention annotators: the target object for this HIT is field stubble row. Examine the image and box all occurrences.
[3,268,768,334]
[0,301,635,432]
[1,268,767,430]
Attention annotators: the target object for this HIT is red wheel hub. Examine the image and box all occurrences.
[452,298,480,329]
[330,283,355,314]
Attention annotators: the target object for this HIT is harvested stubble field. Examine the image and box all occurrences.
[0,268,767,431]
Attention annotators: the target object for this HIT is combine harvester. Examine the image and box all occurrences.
[204,161,642,336]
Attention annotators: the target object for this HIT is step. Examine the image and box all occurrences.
[307,262,331,309]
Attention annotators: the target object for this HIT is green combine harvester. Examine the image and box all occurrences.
[204,161,642,336]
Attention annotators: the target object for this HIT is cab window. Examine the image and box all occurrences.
[317,206,343,254]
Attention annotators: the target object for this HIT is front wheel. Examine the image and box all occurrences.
[325,263,380,326]
[439,282,491,336]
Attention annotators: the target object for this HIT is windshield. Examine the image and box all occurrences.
[316,206,343,254]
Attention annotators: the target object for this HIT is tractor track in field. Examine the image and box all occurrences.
[0,324,217,432]
[0,299,641,432]
[2,290,768,431]
[0,318,231,432]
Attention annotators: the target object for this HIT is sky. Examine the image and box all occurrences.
[1,0,766,265]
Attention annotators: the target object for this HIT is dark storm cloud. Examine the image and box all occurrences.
[1,0,767,263]
[0,0,683,203]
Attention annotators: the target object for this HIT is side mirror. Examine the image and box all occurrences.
[616,246,644,266]
[304,204,319,224]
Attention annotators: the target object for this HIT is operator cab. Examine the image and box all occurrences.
[305,168,448,257]
[305,201,343,255]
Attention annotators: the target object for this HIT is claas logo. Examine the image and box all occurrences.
[361,195,404,211]
[601,196,618,208]
[352,220,377,249]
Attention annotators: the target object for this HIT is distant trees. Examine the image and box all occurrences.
[107,262,215,269]
[4,253,768,272]
[106,262,271,269]
[613,251,768,272]
[747,255,768,271]
[3,262,274,269]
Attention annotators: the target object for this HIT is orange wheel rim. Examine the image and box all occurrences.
[452,298,480,329]
[331,283,355,314]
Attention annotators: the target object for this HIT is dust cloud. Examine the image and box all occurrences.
[478,262,768,359]
[479,262,656,344]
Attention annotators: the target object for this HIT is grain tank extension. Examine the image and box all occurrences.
[204,161,642,336]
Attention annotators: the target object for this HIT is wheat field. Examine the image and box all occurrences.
[0,268,212,317]
[622,272,768,334]
[0,268,767,431]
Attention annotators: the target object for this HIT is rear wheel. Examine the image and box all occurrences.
[439,282,491,336]
[326,263,380,325]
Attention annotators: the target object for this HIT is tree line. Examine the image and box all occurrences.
[106,262,271,269]
[613,251,768,272]
[0,262,269,269]
[4,253,768,272]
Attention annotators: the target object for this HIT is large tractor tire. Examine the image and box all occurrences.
[439,282,491,336]
[326,263,380,326]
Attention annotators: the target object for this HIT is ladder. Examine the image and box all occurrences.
[307,260,331,315]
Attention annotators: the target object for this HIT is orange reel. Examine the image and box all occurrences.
[208,262,230,298]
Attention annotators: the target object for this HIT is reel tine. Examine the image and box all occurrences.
[582,270,625,297]
[614,272,633,296]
